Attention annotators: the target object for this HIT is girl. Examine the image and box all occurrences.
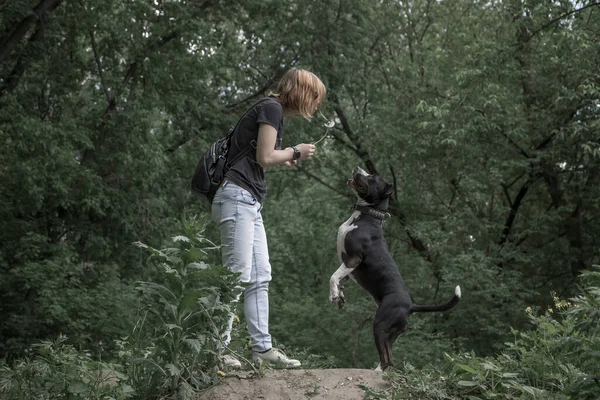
[211,68,326,368]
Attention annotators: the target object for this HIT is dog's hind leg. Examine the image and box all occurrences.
[389,322,407,345]
[385,317,408,367]
[374,329,391,371]
[373,301,409,371]
[373,301,394,370]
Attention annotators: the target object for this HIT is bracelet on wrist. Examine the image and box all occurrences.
[291,146,301,160]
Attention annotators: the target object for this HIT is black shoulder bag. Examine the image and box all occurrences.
[191,102,261,203]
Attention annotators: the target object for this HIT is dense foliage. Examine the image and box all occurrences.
[1,220,244,399]
[1,0,599,398]
[379,268,600,399]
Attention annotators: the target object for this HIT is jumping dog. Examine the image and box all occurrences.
[330,167,461,371]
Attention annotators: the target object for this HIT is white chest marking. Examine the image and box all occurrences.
[337,211,360,261]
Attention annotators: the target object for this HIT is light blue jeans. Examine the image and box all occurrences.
[211,180,272,352]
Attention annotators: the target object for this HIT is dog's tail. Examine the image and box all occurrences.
[410,285,461,314]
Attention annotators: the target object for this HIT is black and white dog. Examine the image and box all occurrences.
[329,167,461,371]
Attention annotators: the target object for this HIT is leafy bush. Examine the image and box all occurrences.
[0,335,132,400]
[118,217,243,398]
[0,233,135,359]
[0,218,243,400]
[383,268,600,399]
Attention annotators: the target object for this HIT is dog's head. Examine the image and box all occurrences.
[348,167,394,206]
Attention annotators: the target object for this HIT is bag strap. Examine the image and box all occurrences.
[212,139,257,185]
[225,97,270,170]
[226,97,270,139]
[225,139,257,170]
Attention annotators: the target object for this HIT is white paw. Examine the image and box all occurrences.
[329,285,339,303]
[329,291,345,309]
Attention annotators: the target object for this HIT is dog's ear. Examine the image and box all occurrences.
[384,183,394,198]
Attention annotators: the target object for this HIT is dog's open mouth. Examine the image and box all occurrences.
[348,178,366,194]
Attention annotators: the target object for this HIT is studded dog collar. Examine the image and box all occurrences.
[353,205,391,221]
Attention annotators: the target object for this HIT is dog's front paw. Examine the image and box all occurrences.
[330,293,345,308]
[329,290,342,306]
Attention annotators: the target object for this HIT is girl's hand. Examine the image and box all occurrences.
[284,160,298,167]
[295,143,316,160]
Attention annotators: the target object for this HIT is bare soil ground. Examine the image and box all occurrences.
[198,368,389,400]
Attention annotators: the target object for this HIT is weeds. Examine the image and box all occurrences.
[0,217,242,400]
[2,226,599,400]
[385,267,600,400]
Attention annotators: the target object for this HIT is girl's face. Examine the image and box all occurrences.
[310,101,319,117]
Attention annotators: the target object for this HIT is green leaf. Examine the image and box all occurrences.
[520,385,537,395]
[166,363,181,377]
[456,364,479,374]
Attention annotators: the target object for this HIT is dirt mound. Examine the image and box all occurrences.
[199,368,389,400]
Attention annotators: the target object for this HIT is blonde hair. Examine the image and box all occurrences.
[269,68,326,118]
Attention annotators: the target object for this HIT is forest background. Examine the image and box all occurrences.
[1,0,599,398]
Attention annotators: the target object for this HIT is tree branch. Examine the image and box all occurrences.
[295,165,349,198]
[534,271,572,289]
[0,0,62,66]
[328,128,359,153]
[498,177,536,246]
[89,30,112,105]
[331,92,379,175]
[0,18,46,96]
[526,3,600,42]
[499,131,530,158]
[505,171,527,189]
[225,80,275,110]
[502,184,513,206]
[165,135,192,154]
[418,0,434,42]
[389,164,398,201]
[99,30,178,118]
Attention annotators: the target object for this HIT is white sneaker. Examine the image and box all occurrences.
[220,354,242,369]
[252,348,301,368]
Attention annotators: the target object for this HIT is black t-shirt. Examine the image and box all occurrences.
[224,97,284,203]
